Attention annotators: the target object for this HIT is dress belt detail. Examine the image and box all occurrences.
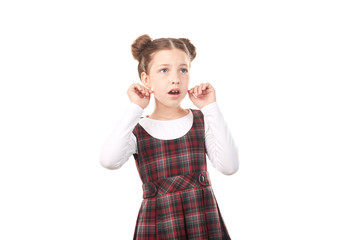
[142,171,211,199]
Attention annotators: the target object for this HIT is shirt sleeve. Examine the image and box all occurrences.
[99,103,143,170]
[201,102,239,175]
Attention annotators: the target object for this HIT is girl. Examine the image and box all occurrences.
[100,34,239,240]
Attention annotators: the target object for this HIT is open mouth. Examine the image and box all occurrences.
[168,90,180,95]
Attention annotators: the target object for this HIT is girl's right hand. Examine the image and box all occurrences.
[127,83,152,109]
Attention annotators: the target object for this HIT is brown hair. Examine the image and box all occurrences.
[131,34,197,79]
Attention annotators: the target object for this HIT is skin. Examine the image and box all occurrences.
[127,48,216,120]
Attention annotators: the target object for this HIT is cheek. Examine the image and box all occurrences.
[151,80,166,93]
[182,76,190,87]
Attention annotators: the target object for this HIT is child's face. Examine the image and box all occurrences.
[142,48,190,109]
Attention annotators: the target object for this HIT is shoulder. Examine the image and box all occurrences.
[190,109,205,129]
[132,122,142,136]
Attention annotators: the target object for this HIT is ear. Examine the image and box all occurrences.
[140,72,151,89]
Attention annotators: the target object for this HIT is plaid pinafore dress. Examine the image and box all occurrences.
[132,109,231,240]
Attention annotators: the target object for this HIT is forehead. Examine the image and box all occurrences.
[150,48,190,66]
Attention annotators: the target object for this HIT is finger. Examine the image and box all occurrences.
[188,90,197,101]
[189,86,196,97]
[136,84,149,97]
[134,84,142,94]
[144,88,152,97]
[135,86,148,98]
[144,89,150,97]
[195,85,200,96]
[145,87,153,96]
[192,87,198,97]
[131,83,139,91]
[193,85,200,96]
[202,83,209,91]
[131,84,141,95]
[142,87,149,96]
[198,84,204,96]
[135,84,145,92]
[187,89,194,98]
[140,86,147,95]
[208,83,214,91]
[133,84,142,93]
[202,83,211,92]
[145,88,152,96]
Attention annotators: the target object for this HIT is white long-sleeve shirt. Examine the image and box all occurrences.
[99,102,239,175]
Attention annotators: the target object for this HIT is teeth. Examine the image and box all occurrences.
[169,90,179,94]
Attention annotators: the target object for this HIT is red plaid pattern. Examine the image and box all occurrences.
[132,110,231,240]
[142,171,211,199]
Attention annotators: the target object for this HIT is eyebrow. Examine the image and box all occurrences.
[156,63,189,68]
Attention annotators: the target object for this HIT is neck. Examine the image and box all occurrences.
[149,101,188,120]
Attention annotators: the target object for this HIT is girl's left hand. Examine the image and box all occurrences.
[188,82,216,109]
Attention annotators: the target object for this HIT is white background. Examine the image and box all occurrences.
[1,0,359,239]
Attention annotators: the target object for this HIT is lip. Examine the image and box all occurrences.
[168,88,181,94]
[169,93,181,98]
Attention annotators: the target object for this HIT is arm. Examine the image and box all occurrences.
[99,83,152,169]
[202,102,239,175]
[188,82,239,175]
[99,103,143,170]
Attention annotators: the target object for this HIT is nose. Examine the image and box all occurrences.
[171,80,179,84]
[169,71,180,85]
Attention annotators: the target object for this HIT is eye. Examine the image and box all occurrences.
[160,69,168,73]
[180,68,188,74]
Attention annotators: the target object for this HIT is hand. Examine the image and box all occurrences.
[188,82,216,109]
[127,83,153,109]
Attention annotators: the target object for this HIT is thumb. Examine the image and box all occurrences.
[188,90,197,103]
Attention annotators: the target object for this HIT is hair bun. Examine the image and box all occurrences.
[179,38,196,60]
[131,34,152,61]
